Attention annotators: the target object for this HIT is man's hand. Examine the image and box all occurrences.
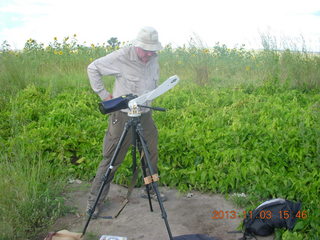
[104,94,113,101]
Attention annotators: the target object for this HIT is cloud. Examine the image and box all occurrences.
[1,0,320,51]
[0,12,24,29]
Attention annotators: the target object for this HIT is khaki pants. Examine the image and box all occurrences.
[88,111,158,207]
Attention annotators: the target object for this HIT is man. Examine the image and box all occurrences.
[87,26,166,219]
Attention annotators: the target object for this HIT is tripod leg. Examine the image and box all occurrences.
[136,124,173,240]
[139,151,153,212]
[82,120,132,237]
[114,124,153,218]
[113,122,142,218]
[113,166,139,219]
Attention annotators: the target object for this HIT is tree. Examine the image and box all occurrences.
[107,37,120,49]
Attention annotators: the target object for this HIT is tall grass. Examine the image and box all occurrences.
[159,39,320,89]
[0,36,319,239]
[1,35,320,96]
[0,148,67,239]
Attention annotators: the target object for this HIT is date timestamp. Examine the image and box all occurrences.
[211,210,308,220]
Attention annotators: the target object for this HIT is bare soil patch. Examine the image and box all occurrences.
[44,182,274,240]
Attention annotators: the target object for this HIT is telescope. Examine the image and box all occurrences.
[98,75,180,116]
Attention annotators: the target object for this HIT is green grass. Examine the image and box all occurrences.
[0,37,319,239]
[0,150,67,239]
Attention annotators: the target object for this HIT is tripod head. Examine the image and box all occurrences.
[99,75,180,116]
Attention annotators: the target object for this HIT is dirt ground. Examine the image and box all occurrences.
[46,181,275,240]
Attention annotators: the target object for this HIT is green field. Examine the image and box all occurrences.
[0,37,319,240]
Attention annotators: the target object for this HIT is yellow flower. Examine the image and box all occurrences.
[73,34,77,38]
[54,37,57,41]
[89,57,93,62]
[59,51,63,55]
[245,66,251,71]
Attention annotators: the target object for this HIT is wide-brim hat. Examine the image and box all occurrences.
[132,26,163,51]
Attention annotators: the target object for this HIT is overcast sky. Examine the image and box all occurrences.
[1,0,320,51]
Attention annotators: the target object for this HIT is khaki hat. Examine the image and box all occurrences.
[132,26,163,51]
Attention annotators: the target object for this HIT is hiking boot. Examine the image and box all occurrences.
[86,204,103,219]
[140,187,167,202]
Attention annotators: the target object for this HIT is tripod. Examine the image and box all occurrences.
[82,107,173,240]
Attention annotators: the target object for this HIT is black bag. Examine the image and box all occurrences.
[241,198,301,240]
[173,234,219,240]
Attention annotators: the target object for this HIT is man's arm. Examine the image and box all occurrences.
[87,53,120,100]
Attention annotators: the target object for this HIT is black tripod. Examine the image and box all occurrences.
[82,109,173,240]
